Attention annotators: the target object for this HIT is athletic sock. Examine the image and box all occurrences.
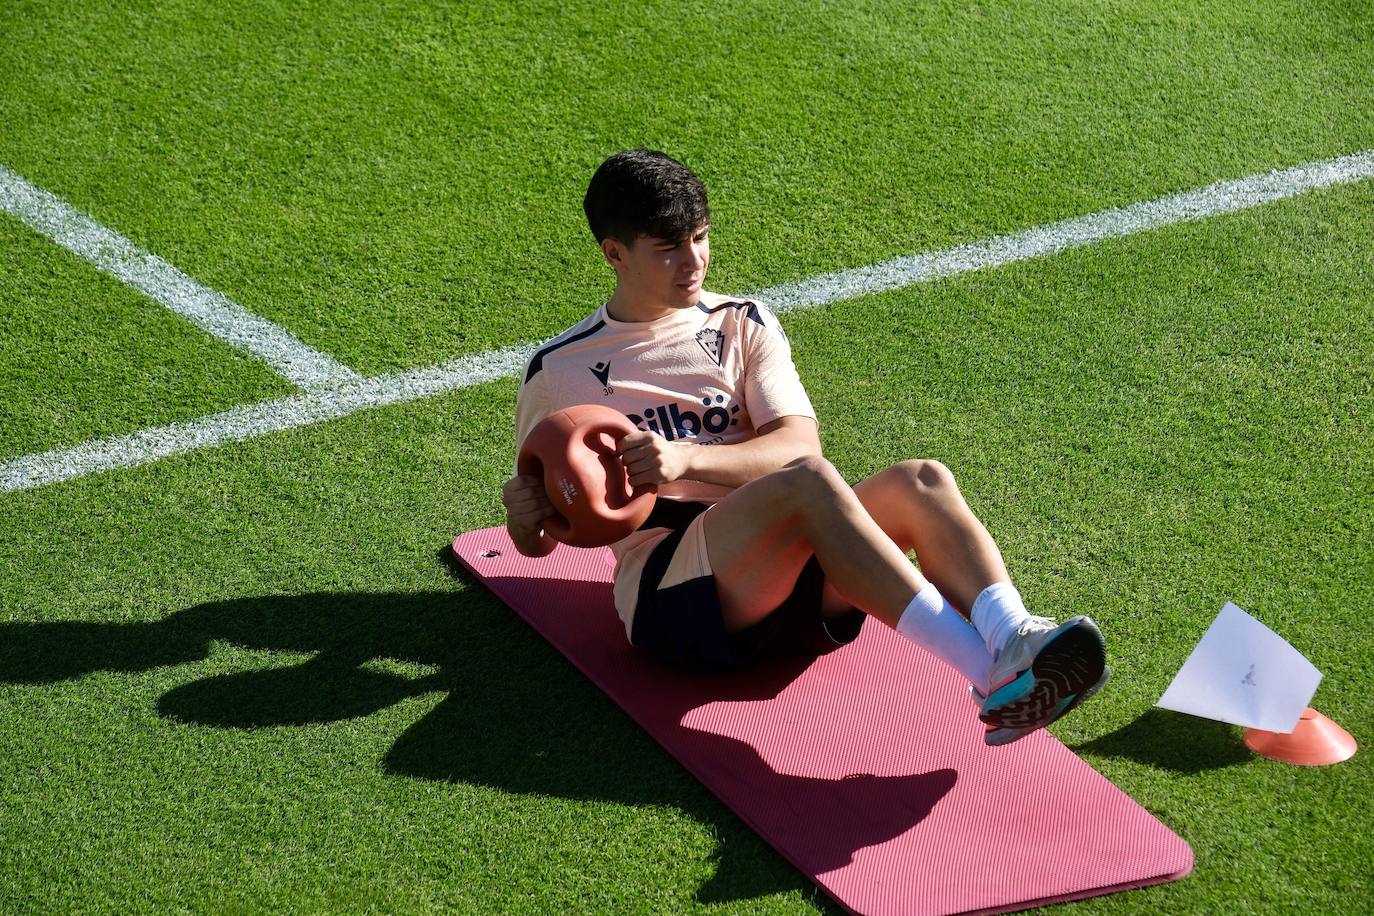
[970,581,1032,658]
[895,583,994,693]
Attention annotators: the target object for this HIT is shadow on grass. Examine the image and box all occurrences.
[0,548,959,911]
[1070,708,1254,773]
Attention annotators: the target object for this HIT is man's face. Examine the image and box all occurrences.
[605,224,710,309]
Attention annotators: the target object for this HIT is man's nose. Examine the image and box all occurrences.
[684,242,707,271]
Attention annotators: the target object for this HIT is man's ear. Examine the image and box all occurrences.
[600,237,625,270]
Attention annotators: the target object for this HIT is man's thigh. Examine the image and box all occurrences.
[704,461,916,630]
[702,466,820,632]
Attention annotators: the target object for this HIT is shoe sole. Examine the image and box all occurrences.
[983,666,1112,746]
[978,616,1107,729]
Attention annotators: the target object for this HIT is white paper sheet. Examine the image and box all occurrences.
[1155,602,1321,733]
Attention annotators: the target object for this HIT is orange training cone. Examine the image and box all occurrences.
[1243,707,1357,766]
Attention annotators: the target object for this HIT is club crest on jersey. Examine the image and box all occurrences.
[695,328,724,365]
[588,360,613,394]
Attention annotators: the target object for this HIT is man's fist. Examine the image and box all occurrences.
[617,430,692,487]
[501,475,556,556]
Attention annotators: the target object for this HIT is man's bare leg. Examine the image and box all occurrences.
[703,455,1107,738]
[820,459,1010,620]
[702,455,997,695]
[704,456,1008,632]
[703,455,925,632]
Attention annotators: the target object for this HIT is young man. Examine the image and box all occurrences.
[502,149,1108,744]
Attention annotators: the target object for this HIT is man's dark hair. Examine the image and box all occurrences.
[583,149,710,245]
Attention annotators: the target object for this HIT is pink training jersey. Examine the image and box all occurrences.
[515,291,817,637]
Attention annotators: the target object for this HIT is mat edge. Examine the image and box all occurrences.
[958,860,1194,915]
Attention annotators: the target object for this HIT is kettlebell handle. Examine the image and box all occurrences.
[577,419,658,503]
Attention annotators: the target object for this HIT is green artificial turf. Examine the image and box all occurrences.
[2,0,1371,372]
[2,0,1372,912]
[0,219,293,461]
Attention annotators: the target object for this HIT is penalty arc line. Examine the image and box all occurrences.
[0,164,362,391]
[3,149,1373,495]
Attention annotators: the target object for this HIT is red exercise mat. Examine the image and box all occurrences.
[451,529,1191,915]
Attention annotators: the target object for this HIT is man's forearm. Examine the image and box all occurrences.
[681,428,820,488]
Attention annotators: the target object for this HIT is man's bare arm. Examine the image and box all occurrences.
[618,415,821,489]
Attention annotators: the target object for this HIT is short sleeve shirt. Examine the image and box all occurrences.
[514,292,816,633]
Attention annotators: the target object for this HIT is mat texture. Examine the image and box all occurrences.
[451,529,1192,915]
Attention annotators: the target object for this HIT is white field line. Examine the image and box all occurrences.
[756,151,1374,309]
[3,150,1373,494]
[0,346,533,493]
[0,165,361,390]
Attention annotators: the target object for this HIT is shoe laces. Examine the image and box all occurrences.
[1014,615,1057,638]
[989,615,1058,672]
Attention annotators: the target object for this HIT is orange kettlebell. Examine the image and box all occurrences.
[517,404,657,547]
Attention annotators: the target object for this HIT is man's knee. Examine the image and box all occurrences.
[892,458,959,501]
[779,454,849,504]
[717,455,847,537]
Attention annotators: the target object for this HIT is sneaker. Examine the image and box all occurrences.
[976,615,1107,730]
[980,667,1111,746]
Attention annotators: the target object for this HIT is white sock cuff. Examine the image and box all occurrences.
[896,582,944,639]
[970,581,1030,656]
[972,581,1022,622]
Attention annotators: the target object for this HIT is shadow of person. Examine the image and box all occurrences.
[1,580,949,908]
[682,726,959,873]
[0,616,206,685]
[0,589,482,717]
[1070,707,1254,773]
[380,629,957,870]
[408,557,960,892]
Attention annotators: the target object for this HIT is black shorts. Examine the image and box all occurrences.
[628,503,866,673]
